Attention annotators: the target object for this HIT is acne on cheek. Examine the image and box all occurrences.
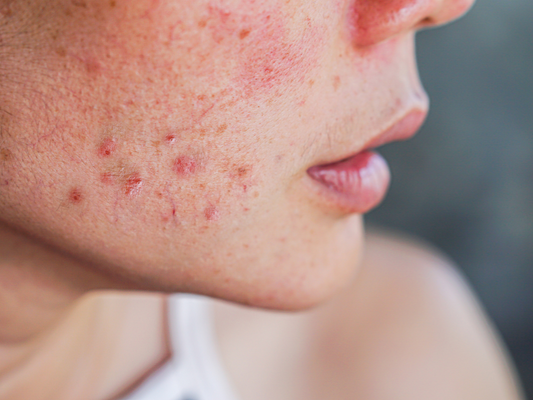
[203,2,324,99]
[68,187,83,204]
[124,172,143,196]
[173,155,198,176]
[97,137,117,157]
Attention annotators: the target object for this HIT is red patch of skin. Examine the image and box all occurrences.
[173,156,197,176]
[204,205,220,221]
[235,11,322,97]
[124,172,143,196]
[97,138,117,157]
[68,188,83,204]
[201,2,323,99]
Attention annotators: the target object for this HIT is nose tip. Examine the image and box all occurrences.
[348,0,475,47]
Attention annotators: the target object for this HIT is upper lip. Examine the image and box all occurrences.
[309,107,428,168]
[362,108,428,151]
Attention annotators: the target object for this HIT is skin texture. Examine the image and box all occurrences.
[0,0,473,313]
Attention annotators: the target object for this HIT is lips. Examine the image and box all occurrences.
[306,109,427,214]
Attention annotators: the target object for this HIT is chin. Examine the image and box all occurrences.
[189,213,365,312]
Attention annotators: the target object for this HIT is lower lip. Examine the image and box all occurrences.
[307,150,390,214]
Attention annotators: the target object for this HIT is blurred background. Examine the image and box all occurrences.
[366,0,533,397]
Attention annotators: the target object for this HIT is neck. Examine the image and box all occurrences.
[0,223,170,400]
[0,222,120,342]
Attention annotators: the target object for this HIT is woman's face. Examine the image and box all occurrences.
[0,0,472,309]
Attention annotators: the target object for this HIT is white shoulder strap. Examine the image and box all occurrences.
[120,294,239,400]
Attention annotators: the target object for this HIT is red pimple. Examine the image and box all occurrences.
[98,138,117,157]
[204,205,220,221]
[173,156,197,175]
[68,188,83,204]
[165,134,176,144]
[124,173,143,196]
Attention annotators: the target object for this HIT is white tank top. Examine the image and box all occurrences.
[120,294,239,400]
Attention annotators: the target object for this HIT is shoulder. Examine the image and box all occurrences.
[308,229,523,400]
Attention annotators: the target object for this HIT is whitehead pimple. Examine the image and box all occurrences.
[165,134,177,144]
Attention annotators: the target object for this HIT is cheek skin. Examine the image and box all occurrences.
[28,0,326,215]
[0,0,357,309]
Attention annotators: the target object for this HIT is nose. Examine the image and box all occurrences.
[348,0,475,47]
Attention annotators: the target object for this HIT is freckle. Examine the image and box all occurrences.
[237,167,248,177]
[198,19,207,28]
[173,156,197,175]
[197,94,207,101]
[72,0,87,7]
[156,191,163,198]
[216,123,228,134]
[55,47,67,57]
[0,148,12,161]
[97,137,116,157]
[204,205,219,221]
[109,0,116,7]
[239,29,251,40]
[100,172,114,185]
[333,75,341,91]
[308,79,315,87]
[124,173,143,196]
[68,188,83,204]
[253,191,259,198]
[0,4,13,17]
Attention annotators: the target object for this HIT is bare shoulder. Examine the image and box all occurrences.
[309,229,524,400]
[213,230,524,400]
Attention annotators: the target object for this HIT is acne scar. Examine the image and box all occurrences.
[204,205,219,221]
[97,138,117,157]
[100,172,115,185]
[124,172,143,196]
[173,156,197,175]
[68,188,83,204]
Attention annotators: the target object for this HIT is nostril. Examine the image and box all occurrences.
[418,16,436,27]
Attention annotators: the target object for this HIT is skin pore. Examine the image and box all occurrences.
[0,0,485,398]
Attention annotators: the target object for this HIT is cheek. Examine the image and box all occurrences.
[47,0,326,107]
